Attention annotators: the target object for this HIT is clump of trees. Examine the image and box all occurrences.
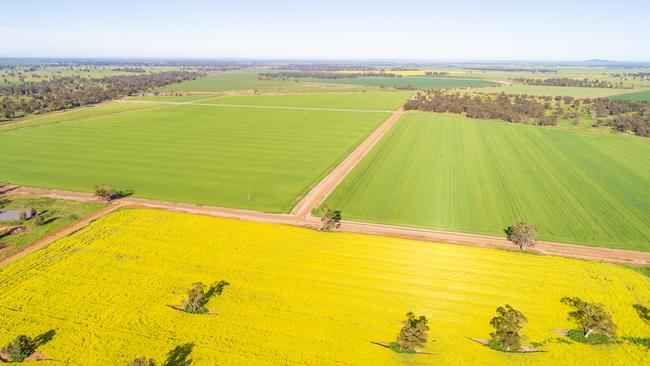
[394,312,429,353]
[1,335,36,362]
[560,297,617,343]
[0,70,203,119]
[181,280,230,314]
[505,221,537,251]
[94,185,120,201]
[488,305,527,352]
[405,91,551,125]
[320,206,342,231]
[258,70,400,80]
[404,90,650,137]
[513,77,627,89]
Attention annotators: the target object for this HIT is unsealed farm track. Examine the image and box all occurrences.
[2,103,649,268]
[5,185,650,267]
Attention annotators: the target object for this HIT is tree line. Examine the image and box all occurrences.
[513,77,628,89]
[463,67,557,73]
[258,70,400,80]
[404,90,650,136]
[0,70,204,119]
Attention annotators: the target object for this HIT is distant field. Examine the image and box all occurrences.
[470,84,633,98]
[609,88,650,101]
[0,209,647,365]
[200,91,413,110]
[125,95,216,102]
[156,70,372,93]
[0,103,388,212]
[322,112,650,250]
[311,76,496,89]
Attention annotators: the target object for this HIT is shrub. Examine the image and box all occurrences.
[1,335,36,362]
[94,185,120,201]
[19,211,27,221]
[396,312,429,352]
[504,221,537,251]
[489,305,527,352]
[561,297,616,339]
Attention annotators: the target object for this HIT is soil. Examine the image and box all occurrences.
[0,351,48,362]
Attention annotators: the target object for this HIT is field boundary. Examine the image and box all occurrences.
[3,185,649,267]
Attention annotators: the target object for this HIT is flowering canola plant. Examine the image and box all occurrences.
[0,209,647,365]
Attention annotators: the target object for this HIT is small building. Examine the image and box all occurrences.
[0,210,33,221]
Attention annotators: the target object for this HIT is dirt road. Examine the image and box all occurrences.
[5,186,649,267]
[291,108,404,217]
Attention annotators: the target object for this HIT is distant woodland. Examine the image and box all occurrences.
[0,71,203,119]
[405,90,650,137]
[513,77,628,89]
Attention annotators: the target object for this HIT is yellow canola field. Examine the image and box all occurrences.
[0,209,648,365]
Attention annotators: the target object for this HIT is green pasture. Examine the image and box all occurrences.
[609,89,650,101]
[199,91,413,110]
[156,70,372,93]
[322,112,650,250]
[470,85,633,98]
[0,103,389,212]
[310,76,495,89]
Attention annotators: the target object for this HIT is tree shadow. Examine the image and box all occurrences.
[117,189,135,199]
[34,329,56,348]
[623,337,650,350]
[204,280,230,303]
[163,343,194,366]
[42,217,58,225]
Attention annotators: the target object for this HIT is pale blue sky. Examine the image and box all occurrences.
[2,0,649,60]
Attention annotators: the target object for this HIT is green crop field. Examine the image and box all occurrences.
[0,102,389,212]
[310,76,495,89]
[199,91,413,110]
[609,88,650,101]
[156,70,372,93]
[469,85,633,98]
[322,112,650,250]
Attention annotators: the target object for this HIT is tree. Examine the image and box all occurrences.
[94,185,119,201]
[396,312,429,352]
[19,210,27,221]
[127,357,156,366]
[560,297,617,338]
[1,335,36,362]
[320,205,342,231]
[34,213,44,226]
[504,221,537,251]
[182,280,230,314]
[29,208,37,217]
[489,305,527,351]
